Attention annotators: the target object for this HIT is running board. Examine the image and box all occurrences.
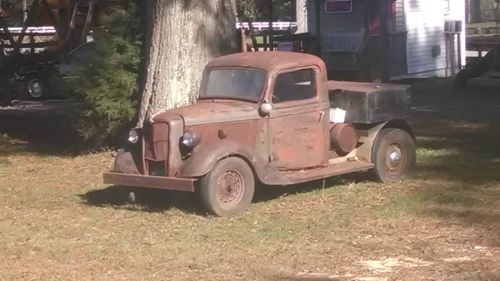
[278,160,374,185]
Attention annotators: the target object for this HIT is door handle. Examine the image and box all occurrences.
[319,111,325,122]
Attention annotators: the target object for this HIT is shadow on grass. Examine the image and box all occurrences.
[424,206,500,227]
[382,117,500,230]
[413,121,500,183]
[80,174,369,216]
[383,183,499,219]
[411,78,500,110]
[80,186,204,215]
[0,114,82,156]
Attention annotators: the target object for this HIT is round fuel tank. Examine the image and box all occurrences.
[330,124,358,156]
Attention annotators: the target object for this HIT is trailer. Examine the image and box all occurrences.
[453,34,500,87]
[299,0,467,81]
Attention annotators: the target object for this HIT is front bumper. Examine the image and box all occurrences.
[103,172,196,192]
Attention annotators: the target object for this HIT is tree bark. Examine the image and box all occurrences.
[296,0,308,33]
[138,0,238,126]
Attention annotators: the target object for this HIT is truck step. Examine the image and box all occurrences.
[280,160,374,184]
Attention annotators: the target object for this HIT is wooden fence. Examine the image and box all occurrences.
[236,21,297,31]
[0,0,96,55]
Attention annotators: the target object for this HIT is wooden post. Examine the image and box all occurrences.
[362,0,372,81]
[41,0,65,40]
[380,0,392,82]
[65,0,80,46]
[30,34,34,53]
[22,0,28,22]
[268,0,273,51]
[240,28,248,53]
[0,17,16,47]
[262,30,268,51]
[315,0,321,43]
[80,0,96,42]
[14,0,40,54]
[249,21,258,51]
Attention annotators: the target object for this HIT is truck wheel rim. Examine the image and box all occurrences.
[216,170,244,208]
[385,144,404,173]
[29,80,43,98]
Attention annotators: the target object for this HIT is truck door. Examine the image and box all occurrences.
[268,67,330,170]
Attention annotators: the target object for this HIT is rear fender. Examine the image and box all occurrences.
[356,119,414,162]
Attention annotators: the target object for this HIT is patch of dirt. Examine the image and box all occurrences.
[360,257,434,274]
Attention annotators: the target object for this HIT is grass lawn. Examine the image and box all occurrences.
[468,21,500,28]
[0,79,499,281]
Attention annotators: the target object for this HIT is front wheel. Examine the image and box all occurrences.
[199,157,255,217]
[372,128,416,183]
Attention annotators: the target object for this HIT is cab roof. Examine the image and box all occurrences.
[206,51,327,77]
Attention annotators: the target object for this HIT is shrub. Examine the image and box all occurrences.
[74,0,145,147]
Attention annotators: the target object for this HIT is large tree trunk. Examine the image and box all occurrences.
[138,0,238,126]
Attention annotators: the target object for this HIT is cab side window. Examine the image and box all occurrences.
[272,69,316,103]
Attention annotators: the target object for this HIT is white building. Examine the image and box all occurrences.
[299,0,466,80]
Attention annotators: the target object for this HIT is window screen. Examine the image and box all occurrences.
[272,69,316,103]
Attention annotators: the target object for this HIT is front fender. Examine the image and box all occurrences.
[180,140,261,178]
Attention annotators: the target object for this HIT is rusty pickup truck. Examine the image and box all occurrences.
[104,52,415,217]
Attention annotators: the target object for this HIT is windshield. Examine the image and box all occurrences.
[200,68,266,101]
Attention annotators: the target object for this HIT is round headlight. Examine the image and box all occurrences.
[128,128,140,144]
[181,130,200,148]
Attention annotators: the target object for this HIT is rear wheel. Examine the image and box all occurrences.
[372,128,416,183]
[199,157,255,217]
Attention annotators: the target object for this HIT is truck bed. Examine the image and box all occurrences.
[328,80,409,94]
[327,80,411,124]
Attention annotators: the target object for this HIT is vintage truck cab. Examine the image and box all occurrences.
[104,52,415,216]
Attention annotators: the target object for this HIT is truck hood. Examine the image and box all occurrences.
[152,100,260,126]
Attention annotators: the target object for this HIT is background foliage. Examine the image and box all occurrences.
[76,0,295,147]
[74,0,145,147]
[237,0,296,21]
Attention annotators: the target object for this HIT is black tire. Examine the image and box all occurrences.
[199,157,255,217]
[0,88,13,106]
[372,128,416,183]
[454,70,467,88]
[24,78,49,100]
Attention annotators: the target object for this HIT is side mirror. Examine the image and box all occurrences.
[259,100,273,116]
